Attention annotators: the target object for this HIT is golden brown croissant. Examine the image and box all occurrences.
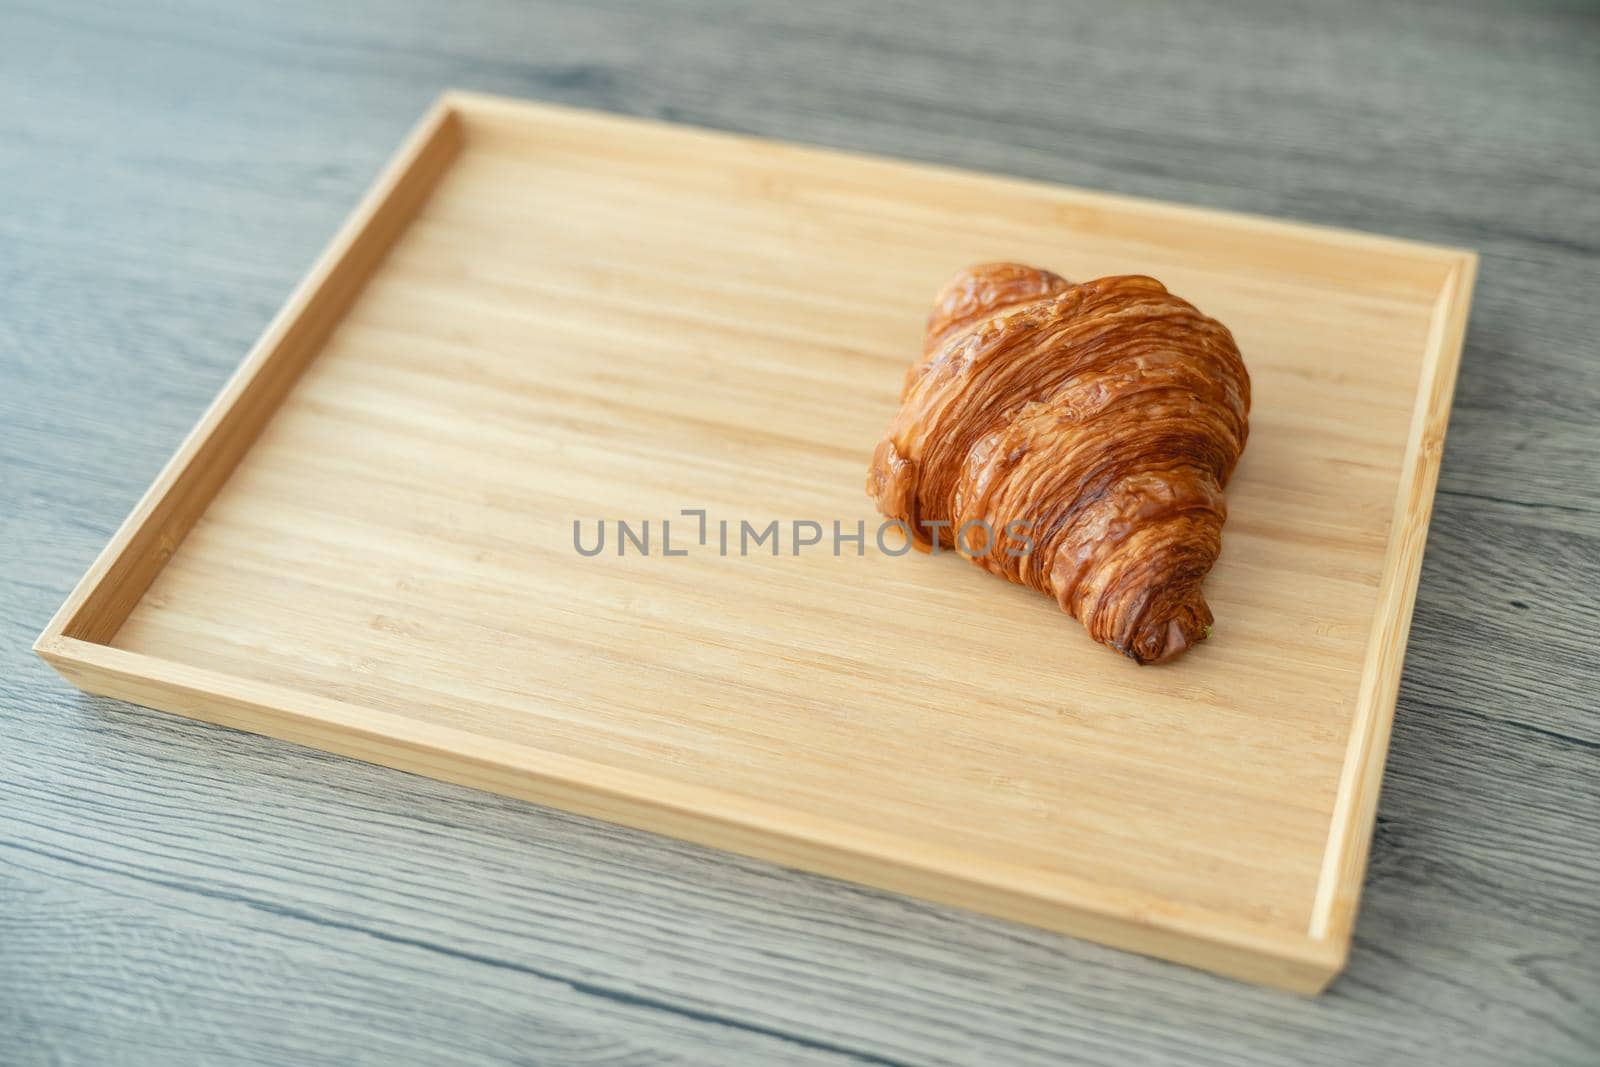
[867,263,1250,664]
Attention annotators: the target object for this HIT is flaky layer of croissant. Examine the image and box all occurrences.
[867,263,1250,664]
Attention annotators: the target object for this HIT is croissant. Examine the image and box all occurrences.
[867,263,1250,664]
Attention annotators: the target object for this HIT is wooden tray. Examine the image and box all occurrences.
[36,92,1476,993]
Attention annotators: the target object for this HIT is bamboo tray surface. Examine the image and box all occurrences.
[37,92,1475,993]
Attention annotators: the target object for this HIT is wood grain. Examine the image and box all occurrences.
[34,93,1473,990]
[3,0,1597,1062]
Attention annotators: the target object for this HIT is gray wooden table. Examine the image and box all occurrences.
[3,1,1597,1063]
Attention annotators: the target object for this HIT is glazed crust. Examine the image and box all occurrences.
[867,263,1251,664]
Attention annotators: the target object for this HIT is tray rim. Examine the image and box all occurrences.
[35,90,1478,994]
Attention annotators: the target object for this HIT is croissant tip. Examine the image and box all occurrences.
[1123,617,1213,665]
